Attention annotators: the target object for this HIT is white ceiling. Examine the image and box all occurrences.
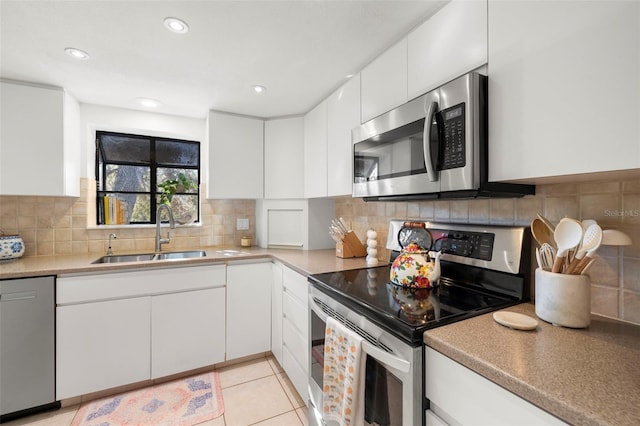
[1,0,447,119]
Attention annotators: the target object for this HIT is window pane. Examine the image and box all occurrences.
[163,194,198,224]
[105,165,150,192]
[130,194,151,223]
[156,139,199,166]
[157,168,198,194]
[100,134,151,164]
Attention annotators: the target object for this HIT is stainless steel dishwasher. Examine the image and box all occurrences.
[1,276,59,422]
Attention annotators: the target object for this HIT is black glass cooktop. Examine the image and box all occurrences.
[308,264,520,345]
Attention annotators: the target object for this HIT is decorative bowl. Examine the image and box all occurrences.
[0,234,25,260]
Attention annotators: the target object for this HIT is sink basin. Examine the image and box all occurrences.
[153,250,207,260]
[92,253,156,263]
[92,250,207,264]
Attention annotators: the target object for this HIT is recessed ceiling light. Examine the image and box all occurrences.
[136,97,162,108]
[164,17,189,34]
[64,47,90,60]
[252,85,266,93]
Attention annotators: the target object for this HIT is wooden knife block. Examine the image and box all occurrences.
[336,231,367,258]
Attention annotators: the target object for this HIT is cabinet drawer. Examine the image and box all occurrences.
[57,264,226,304]
[282,345,308,403]
[283,291,308,338]
[282,267,308,304]
[283,317,308,370]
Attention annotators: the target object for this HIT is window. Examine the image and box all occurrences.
[95,131,200,225]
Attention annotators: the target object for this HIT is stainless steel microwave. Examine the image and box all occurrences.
[352,72,534,200]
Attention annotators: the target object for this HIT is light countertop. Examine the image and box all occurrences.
[424,303,640,426]
[3,249,638,425]
[0,247,369,280]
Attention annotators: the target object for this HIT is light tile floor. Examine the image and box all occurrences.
[6,355,308,426]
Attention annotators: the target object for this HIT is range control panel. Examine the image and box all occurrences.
[431,229,494,261]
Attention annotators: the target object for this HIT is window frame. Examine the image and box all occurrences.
[95,130,201,225]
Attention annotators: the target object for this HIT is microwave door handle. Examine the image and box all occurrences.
[423,101,438,182]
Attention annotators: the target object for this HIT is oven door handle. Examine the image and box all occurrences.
[362,341,411,374]
[310,295,411,374]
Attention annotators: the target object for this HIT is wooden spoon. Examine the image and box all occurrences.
[531,218,555,248]
[536,213,555,232]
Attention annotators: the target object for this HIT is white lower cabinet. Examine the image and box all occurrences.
[56,264,226,399]
[226,262,272,359]
[271,262,284,366]
[281,266,309,400]
[425,347,566,425]
[151,287,225,379]
[56,297,151,399]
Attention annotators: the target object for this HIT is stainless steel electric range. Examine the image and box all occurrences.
[307,221,531,426]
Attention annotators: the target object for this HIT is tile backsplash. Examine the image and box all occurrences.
[0,178,255,257]
[1,177,638,326]
[335,179,640,326]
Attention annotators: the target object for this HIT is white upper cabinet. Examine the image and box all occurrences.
[327,74,360,197]
[264,117,304,199]
[361,38,408,123]
[208,111,264,199]
[408,0,487,100]
[303,100,328,198]
[0,81,80,196]
[488,0,640,182]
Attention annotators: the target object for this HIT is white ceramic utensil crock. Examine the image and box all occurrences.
[535,268,590,328]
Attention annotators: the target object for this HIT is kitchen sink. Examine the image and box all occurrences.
[92,250,207,264]
[153,250,207,260]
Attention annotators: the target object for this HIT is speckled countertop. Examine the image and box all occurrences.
[0,246,369,280]
[424,303,640,426]
[3,249,639,425]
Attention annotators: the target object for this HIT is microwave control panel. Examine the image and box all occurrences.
[439,103,466,170]
[431,229,494,261]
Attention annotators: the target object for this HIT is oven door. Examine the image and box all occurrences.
[308,288,422,426]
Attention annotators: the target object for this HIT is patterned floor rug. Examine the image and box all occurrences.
[71,371,224,426]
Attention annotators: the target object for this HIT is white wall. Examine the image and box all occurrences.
[79,104,207,180]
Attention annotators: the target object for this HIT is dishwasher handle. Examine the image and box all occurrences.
[0,290,37,302]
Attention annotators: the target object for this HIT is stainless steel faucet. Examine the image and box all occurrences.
[106,233,117,255]
[155,204,175,252]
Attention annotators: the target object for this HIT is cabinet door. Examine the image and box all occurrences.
[488,0,640,182]
[0,82,80,196]
[327,74,360,197]
[361,38,408,123]
[271,263,284,366]
[151,288,225,378]
[56,298,151,399]
[425,348,566,425]
[408,0,487,99]
[226,262,272,359]
[264,117,304,199]
[208,111,264,199]
[303,100,328,198]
